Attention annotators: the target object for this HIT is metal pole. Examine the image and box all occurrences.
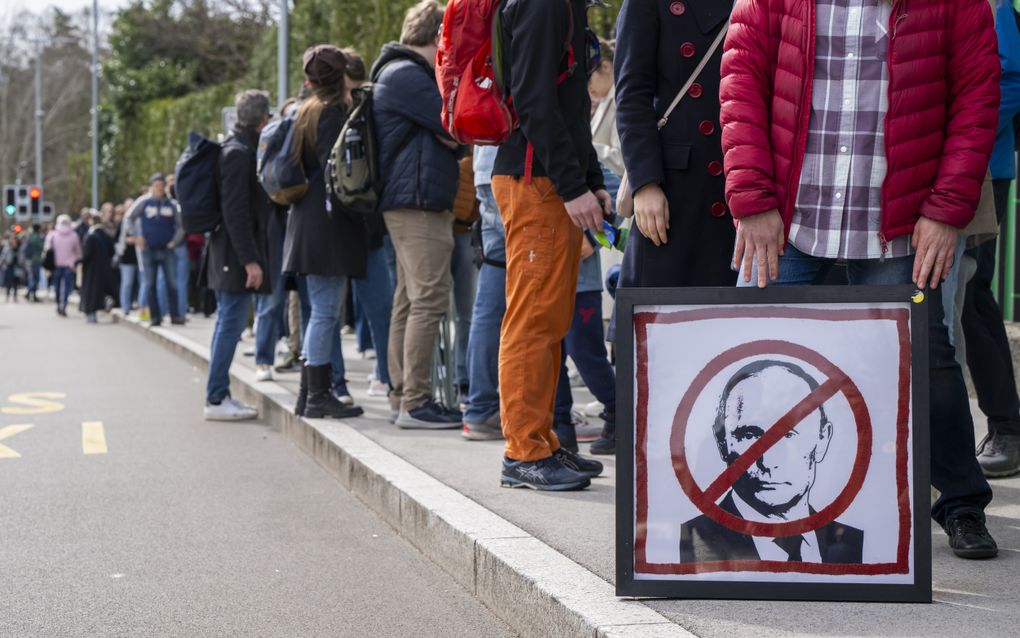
[278,0,289,109]
[34,50,42,187]
[91,0,100,210]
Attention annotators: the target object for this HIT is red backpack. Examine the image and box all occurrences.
[436,0,574,148]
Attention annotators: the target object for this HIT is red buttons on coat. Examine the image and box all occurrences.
[689,83,703,98]
[699,120,715,136]
[711,202,727,217]
[669,1,686,15]
[708,161,723,176]
[680,42,696,58]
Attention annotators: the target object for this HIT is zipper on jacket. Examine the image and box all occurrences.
[879,0,907,256]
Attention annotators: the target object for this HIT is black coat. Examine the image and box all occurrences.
[80,226,116,313]
[678,492,865,565]
[494,0,604,200]
[207,126,272,294]
[282,104,368,279]
[615,0,736,288]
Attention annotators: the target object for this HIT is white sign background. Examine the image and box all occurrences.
[635,302,914,584]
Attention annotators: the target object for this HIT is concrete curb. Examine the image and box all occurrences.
[113,313,695,638]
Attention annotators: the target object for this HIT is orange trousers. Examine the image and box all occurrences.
[492,176,582,462]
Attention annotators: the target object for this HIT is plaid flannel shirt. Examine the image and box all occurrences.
[789,0,912,260]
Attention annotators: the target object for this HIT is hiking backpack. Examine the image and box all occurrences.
[326,86,382,216]
[257,116,311,206]
[436,0,574,147]
[174,131,222,234]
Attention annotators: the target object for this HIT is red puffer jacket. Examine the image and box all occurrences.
[720,0,999,242]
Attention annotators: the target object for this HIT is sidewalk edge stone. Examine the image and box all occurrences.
[113,312,698,638]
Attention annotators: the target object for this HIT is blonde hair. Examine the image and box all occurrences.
[400,1,444,47]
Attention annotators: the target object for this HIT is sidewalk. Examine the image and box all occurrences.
[118,312,1020,638]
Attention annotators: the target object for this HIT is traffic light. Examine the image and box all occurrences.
[4,186,14,216]
[12,224,22,234]
[29,186,42,215]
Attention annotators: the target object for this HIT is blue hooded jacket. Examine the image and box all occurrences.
[370,43,462,213]
[992,2,1020,179]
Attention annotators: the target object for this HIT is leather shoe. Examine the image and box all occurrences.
[947,513,998,559]
[977,432,1020,478]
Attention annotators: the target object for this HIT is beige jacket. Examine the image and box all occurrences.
[590,87,625,178]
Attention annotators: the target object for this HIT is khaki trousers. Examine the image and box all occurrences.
[383,209,455,411]
[492,176,582,462]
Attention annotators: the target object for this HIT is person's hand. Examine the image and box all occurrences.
[912,217,958,289]
[244,262,264,290]
[633,184,669,246]
[167,241,175,250]
[732,209,785,288]
[594,188,612,218]
[564,191,604,234]
[134,236,146,250]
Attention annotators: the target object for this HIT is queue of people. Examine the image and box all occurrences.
[15,0,1020,566]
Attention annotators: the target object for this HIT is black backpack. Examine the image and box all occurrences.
[326,86,382,216]
[175,131,223,233]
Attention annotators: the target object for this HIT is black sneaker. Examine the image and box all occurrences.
[170,316,186,326]
[553,421,578,453]
[500,456,591,491]
[553,447,603,478]
[396,400,462,429]
[589,411,616,456]
[977,432,1020,478]
[947,513,998,559]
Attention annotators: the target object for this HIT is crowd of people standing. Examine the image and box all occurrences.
[10,0,1020,566]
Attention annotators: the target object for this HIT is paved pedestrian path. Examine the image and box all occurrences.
[130,312,1020,637]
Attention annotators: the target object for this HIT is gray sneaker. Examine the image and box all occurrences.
[463,411,503,441]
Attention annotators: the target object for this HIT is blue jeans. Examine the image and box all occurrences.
[54,266,75,309]
[119,263,138,311]
[554,290,617,422]
[26,263,40,294]
[352,244,395,385]
[255,267,287,368]
[740,244,993,527]
[464,185,507,423]
[451,232,477,388]
[302,274,345,369]
[206,291,252,403]
[142,247,180,320]
[157,243,189,317]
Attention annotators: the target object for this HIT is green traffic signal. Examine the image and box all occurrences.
[4,204,15,216]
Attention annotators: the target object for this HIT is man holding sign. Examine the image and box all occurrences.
[720,0,998,558]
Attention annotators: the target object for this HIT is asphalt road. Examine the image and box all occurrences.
[0,300,514,638]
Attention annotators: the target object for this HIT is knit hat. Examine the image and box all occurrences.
[149,172,166,185]
[303,45,347,88]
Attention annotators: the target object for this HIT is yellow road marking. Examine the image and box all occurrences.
[0,424,35,458]
[82,421,107,455]
[2,392,67,415]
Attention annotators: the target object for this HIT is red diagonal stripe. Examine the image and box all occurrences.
[702,374,847,504]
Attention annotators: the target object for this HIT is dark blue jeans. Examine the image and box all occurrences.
[142,247,180,320]
[54,267,75,309]
[352,243,395,386]
[207,291,252,403]
[554,291,617,423]
[740,244,992,528]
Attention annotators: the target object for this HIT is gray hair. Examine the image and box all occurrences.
[235,90,271,129]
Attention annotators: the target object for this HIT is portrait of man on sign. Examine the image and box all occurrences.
[679,360,864,564]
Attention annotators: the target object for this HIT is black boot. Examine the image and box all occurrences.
[589,411,616,456]
[305,364,364,419]
[295,363,309,417]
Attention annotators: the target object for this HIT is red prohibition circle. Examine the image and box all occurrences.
[670,340,873,538]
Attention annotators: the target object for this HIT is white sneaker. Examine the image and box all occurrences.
[361,348,377,360]
[255,367,273,382]
[204,398,258,421]
[583,401,605,417]
[333,391,355,406]
[367,380,389,397]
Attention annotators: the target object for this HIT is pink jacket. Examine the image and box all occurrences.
[45,222,82,268]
